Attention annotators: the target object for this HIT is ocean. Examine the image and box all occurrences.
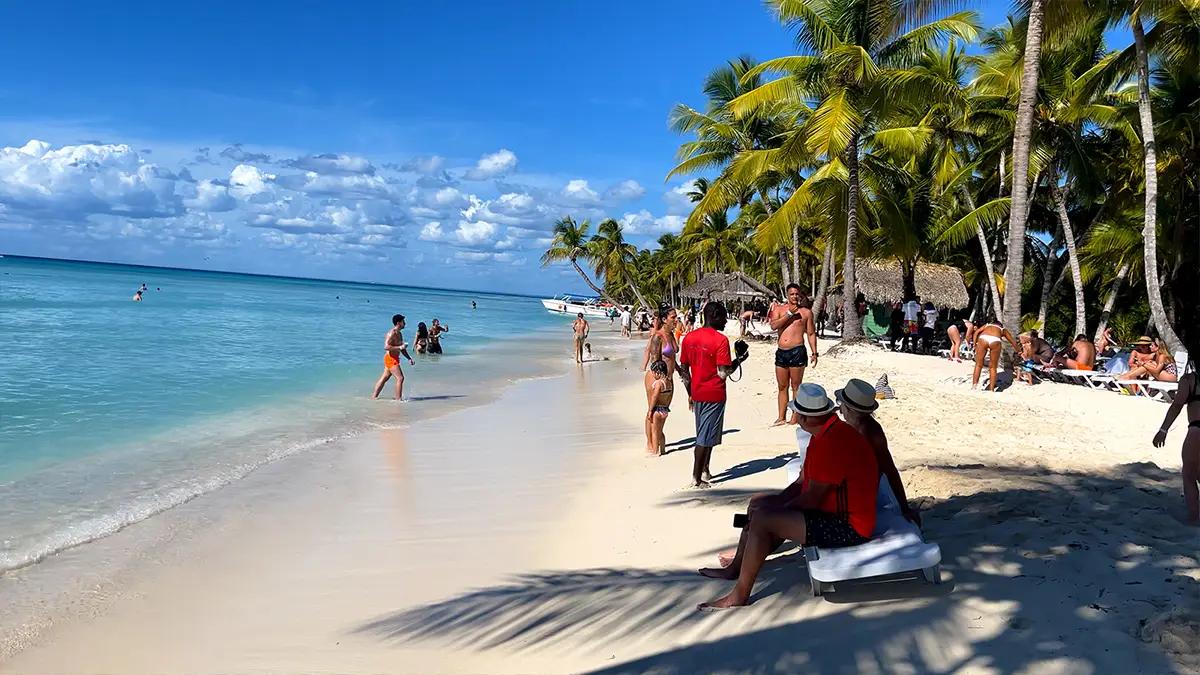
[0,256,598,573]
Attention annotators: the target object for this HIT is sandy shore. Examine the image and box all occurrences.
[4,335,1199,673]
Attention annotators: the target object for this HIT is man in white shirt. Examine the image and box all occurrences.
[620,307,632,338]
[921,302,938,354]
[901,296,922,352]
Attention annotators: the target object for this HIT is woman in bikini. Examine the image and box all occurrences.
[1153,355,1198,523]
[414,322,430,354]
[946,317,975,362]
[641,306,679,378]
[644,359,674,456]
[971,314,1021,391]
[1123,338,1178,383]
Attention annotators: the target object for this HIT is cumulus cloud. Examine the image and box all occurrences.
[419,222,444,241]
[561,179,601,205]
[286,153,375,175]
[229,164,275,196]
[454,219,497,246]
[275,170,394,199]
[219,144,273,163]
[455,250,516,264]
[184,179,237,212]
[464,148,517,180]
[619,209,685,236]
[664,181,699,214]
[605,179,646,201]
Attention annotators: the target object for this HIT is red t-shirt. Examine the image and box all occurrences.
[679,327,732,403]
[802,417,879,537]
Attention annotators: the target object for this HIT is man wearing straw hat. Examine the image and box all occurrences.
[698,383,878,610]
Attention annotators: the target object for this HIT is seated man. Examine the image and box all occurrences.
[698,383,878,610]
[1050,333,1096,370]
[835,378,920,524]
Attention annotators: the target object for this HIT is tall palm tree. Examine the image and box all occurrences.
[1000,0,1047,332]
[590,219,652,311]
[720,0,980,339]
[540,216,622,307]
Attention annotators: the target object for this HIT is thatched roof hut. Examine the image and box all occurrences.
[679,272,775,302]
[826,258,969,309]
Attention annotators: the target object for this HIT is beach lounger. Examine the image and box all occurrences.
[785,462,942,596]
[745,320,777,339]
[1116,380,1178,401]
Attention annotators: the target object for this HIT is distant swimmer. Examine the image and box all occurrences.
[428,319,449,354]
[472,301,477,310]
[572,313,590,364]
[372,314,415,400]
[132,289,143,302]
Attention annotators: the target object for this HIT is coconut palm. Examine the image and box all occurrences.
[589,219,652,311]
[540,216,624,307]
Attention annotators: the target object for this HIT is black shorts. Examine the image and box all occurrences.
[775,345,808,368]
[428,341,443,354]
[803,510,870,548]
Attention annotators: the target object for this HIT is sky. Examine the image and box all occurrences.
[1,1,1044,295]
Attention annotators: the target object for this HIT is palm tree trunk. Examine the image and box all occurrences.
[1037,224,1063,328]
[1132,15,1183,353]
[998,149,1006,197]
[1049,169,1086,337]
[1094,262,1129,343]
[570,258,623,308]
[959,185,1004,316]
[791,224,800,286]
[623,269,651,312]
[842,133,863,340]
[813,239,833,318]
[1001,0,1046,333]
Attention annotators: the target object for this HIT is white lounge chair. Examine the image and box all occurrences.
[784,455,942,596]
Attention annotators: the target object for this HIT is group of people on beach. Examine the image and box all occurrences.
[370,313,451,400]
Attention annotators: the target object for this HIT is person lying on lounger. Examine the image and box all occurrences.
[697,383,877,611]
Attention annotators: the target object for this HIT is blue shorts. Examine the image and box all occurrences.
[693,400,726,447]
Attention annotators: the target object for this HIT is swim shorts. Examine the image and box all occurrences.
[384,353,400,369]
[693,400,726,447]
[803,510,870,548]
[775,345,808,368]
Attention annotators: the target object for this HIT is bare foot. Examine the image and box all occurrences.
[717,549,736,567]
[698,566,737,580]
[770,418,786,427]
[701,471,713,482]
[697,590,748,611]
[689,480,711,489]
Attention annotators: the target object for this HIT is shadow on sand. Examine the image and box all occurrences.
[352,463,1197,673]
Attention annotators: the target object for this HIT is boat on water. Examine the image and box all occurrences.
[539,294,618,318]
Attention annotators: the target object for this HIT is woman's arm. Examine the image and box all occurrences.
[1153,374,1192,446]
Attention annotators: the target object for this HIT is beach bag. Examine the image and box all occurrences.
[874,374,896,400]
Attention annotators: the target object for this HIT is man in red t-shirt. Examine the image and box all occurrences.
[679,302,748,488]
[698,382,878,610]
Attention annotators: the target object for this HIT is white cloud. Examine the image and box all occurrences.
[275,170,394,199]
[464,148,518,180]
[454,219,497,246]
[605,179,646,201]
[620,209,685,236]
[420,222,444,241]
[394,155,445,174]
[286,153,375,175]
[229,164,275,195]
[184,179,237,212]
[455,250,515,263]
[561,179,601,205]
[664,181,698,214]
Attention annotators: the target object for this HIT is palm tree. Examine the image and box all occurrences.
[719,0,980,339]
[1000,0,1048,333]
[590,219,652,311]
[540,216,622,307]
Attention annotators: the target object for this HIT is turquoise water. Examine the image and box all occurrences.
[0,256,593,571]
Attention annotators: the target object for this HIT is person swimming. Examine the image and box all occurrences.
[644,359,674,456]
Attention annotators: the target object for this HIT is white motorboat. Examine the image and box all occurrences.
[539,294,617,318]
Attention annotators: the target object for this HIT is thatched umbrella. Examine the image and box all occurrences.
[679,272,776,303]
[826,258,969,310]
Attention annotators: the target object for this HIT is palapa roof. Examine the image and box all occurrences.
[679,272,775,302]
[826,258,969,309]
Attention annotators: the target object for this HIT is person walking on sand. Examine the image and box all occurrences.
[372,314,415,400]
[920,302,938,355]
[768,284,818,426]
[1153,355,1198,524]
[679,302,748,488]
[644,359,674,456]
[697,384,877,610]
[620,306,632,338]
[972,315,1021,391]
[572,313,589,363]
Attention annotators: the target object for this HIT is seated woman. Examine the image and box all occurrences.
[643,359,673,456]
[414,322,430,354]
[1123,338,1178,382]
[972,315,1021,391]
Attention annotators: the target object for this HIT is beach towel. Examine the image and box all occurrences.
[874,374,895,400]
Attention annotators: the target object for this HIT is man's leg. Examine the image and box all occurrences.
[372,370,391,399]
[773,365,789,426]
[1182,436,1199,523]
[391,366,405,400]
[788,367,804,424]
[700,509,808,609]
[692,445,712,487]
[704,495,783,577]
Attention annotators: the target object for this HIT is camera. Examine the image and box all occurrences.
[734,339,750,361]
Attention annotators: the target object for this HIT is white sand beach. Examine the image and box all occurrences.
[4,337,1198,674]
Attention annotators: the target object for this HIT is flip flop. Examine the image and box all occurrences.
[697,602,742,612]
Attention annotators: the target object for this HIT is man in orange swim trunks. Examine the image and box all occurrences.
[372,314,415,400]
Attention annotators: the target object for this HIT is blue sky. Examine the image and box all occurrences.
[1,1,1053,295]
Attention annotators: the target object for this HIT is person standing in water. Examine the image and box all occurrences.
[768,284,818,426]
[372,314,414,400]
[644,359,674,456]
[1153,355,1198,524]
[428,319,449,354]
[572,313,590,364]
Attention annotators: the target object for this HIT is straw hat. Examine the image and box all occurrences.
[1133,336,1154,347]
[835,378,880,413]
[788,383,836,417]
